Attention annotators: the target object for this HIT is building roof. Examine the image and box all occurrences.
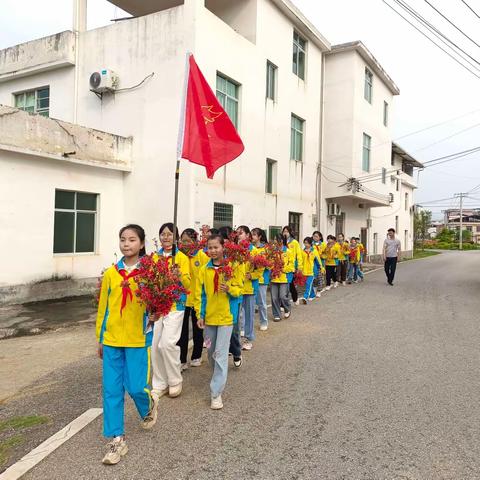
[106,0,331,51]
[392,142,424,168]
[327,41,400,95]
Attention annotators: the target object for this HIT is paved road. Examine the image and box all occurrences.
[3,251,480,479]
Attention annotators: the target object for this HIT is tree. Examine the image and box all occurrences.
[437,228,455,243]
[455,229,472,243]
[414,209,432,250]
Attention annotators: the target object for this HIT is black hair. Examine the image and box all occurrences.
[388,228,396,233]
[327,235,336,241]
[312,231,324,242]
[218,226,233,240]
[275,233,287,246]
[237,225,251,236]
[209,228,220,236]
[338,232,345,238]
[181,228,198,241]
[119,224,146,257]
[282,225,295,238]
[303,236,313,245]
[207,234,224,246]
[159,222,179,240]
[251,227,268,243]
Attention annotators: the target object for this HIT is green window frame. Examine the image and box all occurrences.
[291,114,305,162]
[216,74,239,129]
[362,133,371,172]
[293,31,306,80]
[53,190,98,254]
[364,68,373,103]
[266,60,277,100]
[213,202,233,230]
[15,87,50,117]
[265,159,277,194]
[268,226,282,241]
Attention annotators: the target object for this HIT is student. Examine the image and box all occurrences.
[324,235,339,290]
[347,238,361,283]
[270,234,295,321]
[96,225,157,465]
[237,226,262,351]
[151,223,191,400]
[195,234,242,409]
[251,227,269,331]
[300,237,321,303]
[312,231,326,297]
[356,237,366,282]
[336,233,349,286]
[178,228,209,371]
[282,226,303,306]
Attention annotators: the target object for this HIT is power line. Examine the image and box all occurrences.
[461,0,480,20]
[423,0,480,49]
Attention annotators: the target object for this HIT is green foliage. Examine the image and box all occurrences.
[455,229,472,242]
[437,228,455,243]
[0,435,24,466]
[0,415,49,433]
[414,210,432,249]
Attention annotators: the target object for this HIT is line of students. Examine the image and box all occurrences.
[95,223,365,465]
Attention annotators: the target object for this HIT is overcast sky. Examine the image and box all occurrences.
[1,0,480,218]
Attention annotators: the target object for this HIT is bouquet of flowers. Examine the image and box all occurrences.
[293,270,308,287]
[264,242,285,279]
[92,268,107,308]
[250,253,272,270]
[213,262,234,293]
[224,238,252,264]
[178,238,207,258]
[134,254,189,318]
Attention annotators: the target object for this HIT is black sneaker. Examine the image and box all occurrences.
[233,356,243,368]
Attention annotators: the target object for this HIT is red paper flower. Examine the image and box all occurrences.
[294,271,307,287]
[264,243,285,279]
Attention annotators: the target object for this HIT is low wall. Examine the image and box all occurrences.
[368,250,413,264]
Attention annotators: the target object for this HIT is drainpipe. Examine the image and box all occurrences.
[72,0,87,124]
[317,51,326,233]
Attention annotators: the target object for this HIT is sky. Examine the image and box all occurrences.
[1,0,480,219]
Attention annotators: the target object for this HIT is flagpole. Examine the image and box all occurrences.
[172,52,191,256]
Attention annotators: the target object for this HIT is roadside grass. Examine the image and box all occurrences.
[0,415,49,467]
[411,250,441,260]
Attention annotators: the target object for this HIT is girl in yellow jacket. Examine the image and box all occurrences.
[151,223,191,400]
[195,234,243,410]
[282,226,303,306]
[312,231,326,296]
[324,235,340,290]
[251,227,269,331]
[96,225,158,465]
[178,228,209,371]
[300,236,322,303]
[336,233,350,285]
[270,234,295,322]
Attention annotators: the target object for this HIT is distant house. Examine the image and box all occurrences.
[444,209,480,243]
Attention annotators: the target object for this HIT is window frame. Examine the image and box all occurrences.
[288,211,302,240]
[266,60,278,101]
[53,189,98,255]
[405,192,409,211]
[364,68,373,103]
[213,202,234,230]
[216,74,240,129]
[291,114,305,162]
[292,31,307,80]
[14,86,50,117]
[362,133,371,172]
[265,158,277,194]
[383,101,389,127]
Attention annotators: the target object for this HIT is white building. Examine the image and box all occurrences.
[322,41,422,259]
[0,2,422,302]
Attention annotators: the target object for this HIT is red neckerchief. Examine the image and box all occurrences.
[212,262,222,293]
[115,264,139,315]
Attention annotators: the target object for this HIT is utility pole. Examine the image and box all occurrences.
[454,193,465,250]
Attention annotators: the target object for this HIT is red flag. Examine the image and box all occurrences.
[180,54,244,179]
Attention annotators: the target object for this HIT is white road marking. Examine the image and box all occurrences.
[0,408,103,480]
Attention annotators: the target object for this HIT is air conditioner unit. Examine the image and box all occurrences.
[327,203,341,216]
[89,69,119,93]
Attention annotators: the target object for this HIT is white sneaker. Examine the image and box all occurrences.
[180,363,188,372]
[169,383,182,398]
[242,341,253,351]
[151,387,169,399]
[142,394,159,430]
[301,298,307,305]
[211,395,223,410]
[280,307,285,312]
[308,298,314,302]
[190,358,202,367]
[260,324,268,331]
[342,281,346,286]
[273,317,281,322]
[316,292,322,298]
[333,282,338,288]
[294,300,300,306]
[102,437,128,465]
[284,311,291,319]
[325,286,331,291]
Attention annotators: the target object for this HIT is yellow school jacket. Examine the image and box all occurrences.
[348,246,361,264]
[185,249,210,308]
[287,238,304,271]
[195,260,243,326]
[271,246,295,284]
[242,244,263,295]
[337,241,350,261]
[301,249,321,276]
[324,243,340,266]
[153,249,191,312]
[95,259,151,348]
[254,244,271,286]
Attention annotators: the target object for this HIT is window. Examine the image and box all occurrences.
[395,215,399,233]
[396,178,400,192]
[404,230,408,249]
[14,87,50,117]
[391,151,395,166]
[364,68,373,103]
[373,233,378,254]
[362,133,371,172]
[382,167,387,184]
[291,114,305,161]
[266,61,277,100]
[269,226,282,241]
[292,31,306,80]
[288,212,302,239]
[405,192,409,210]
[265,159,277,194]
[216,74,239,129]
[213,202,233,229]
[53,190,97,254]
[383,101,389,126]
